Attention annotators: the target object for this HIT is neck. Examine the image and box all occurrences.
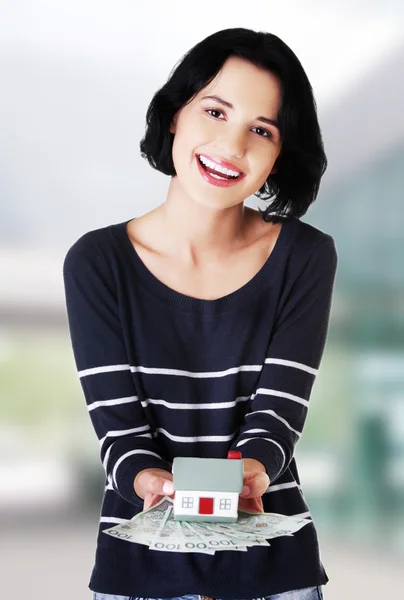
[154,177,255,267]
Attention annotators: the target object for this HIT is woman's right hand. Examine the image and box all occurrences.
[134,467,175,511]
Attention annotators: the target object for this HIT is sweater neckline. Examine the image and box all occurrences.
[114,216,298,316]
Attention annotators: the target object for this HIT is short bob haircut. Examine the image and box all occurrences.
[139,27,327,224]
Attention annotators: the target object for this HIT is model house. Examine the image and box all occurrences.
[172,451,243,522]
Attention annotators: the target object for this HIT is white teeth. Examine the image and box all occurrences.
[209,172,228,180]
[199,155,241,177]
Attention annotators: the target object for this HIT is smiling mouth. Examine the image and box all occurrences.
[196,154,242,180]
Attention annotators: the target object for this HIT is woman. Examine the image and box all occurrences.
[63,27,337,600]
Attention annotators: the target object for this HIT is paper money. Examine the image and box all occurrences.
[102,496,310,554]
[205,508,310,539]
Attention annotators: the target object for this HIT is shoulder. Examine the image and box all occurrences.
[293,218,336,248]
[292,218,337,263]
[282,219,338,286]
[63,221,121,275]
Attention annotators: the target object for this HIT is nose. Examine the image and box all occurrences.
[216,129,246,160]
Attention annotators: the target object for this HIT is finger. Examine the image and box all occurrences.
[239,485,250,498]
[163,480,174,494]
[239,498,263,513]
[143,491,156,511]
[249,473,269,497]
[143,474,173,495]
[238,495,264,514]
[144,490,175,512]
[241,472,269,498]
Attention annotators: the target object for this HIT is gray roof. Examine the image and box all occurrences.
[173,457,243,492]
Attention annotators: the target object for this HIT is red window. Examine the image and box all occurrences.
[199,497,214,514]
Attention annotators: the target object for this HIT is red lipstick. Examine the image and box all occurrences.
[199,154,245,175]
[196,154,246,188]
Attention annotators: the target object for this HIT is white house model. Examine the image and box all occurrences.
[172,451,243,522]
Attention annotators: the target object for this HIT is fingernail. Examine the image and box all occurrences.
[163,481,174,494]
[242,485,250,496]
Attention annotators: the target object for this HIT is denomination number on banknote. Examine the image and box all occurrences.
[108,530,133,540]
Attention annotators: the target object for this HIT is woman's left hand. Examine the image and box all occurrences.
[238,460,270,513]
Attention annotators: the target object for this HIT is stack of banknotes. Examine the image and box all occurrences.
[102,496,311,554]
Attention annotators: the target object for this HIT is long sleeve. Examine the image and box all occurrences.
[229,235,338,485]
[62,235,172,507]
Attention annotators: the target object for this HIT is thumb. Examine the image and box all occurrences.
[143,477,174,512]
[145,473,174,495]
[162,480,174,495]
[240,472,269,498]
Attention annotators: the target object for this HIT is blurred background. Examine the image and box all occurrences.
[1,1,403,598]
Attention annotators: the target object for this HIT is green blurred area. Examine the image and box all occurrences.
[0,333,82,425]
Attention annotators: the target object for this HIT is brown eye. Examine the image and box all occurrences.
[253,126,273,139]
[206,109,223,119]
[205,109,273,140]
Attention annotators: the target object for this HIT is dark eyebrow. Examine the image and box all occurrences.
[200,94,280,131]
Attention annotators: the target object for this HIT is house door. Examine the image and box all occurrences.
[199,497,214,514]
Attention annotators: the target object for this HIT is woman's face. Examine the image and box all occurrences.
[169,55,283,210]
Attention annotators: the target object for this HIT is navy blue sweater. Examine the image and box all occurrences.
[62,215,338,598]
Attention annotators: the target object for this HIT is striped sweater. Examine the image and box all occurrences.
[62,215,338,598]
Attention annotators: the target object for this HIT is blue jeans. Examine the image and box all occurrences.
[93,587,323,600]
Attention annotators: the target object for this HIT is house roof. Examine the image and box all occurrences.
[173,457,243,492]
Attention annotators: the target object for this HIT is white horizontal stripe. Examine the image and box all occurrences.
[78,364,131,378]
[252,388,309,408]
[264,481,302,493]
[88,395,137,411]
[112,449,163,488]
[131,365,262,377]
[236,437,286,468]
[246,409,302,438]
[105,432,152,450]
[99,425,150,448]
[78,358,316,381]
[243,428,268,434]
[266,481,298,493]
[101,432,152,473]
[156,427,237,443]
[141,396,249,410]
[100,516,128,524]
[265,358,317,376]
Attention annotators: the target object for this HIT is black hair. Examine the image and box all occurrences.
[139,28,327,224]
